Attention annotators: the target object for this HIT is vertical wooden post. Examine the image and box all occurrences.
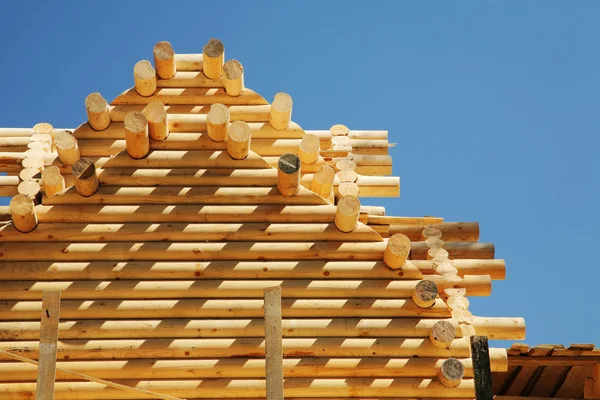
[264,286,284,400]
[36,290,61,400]
[470,335,493,400]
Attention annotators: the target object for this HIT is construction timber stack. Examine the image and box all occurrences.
[0,38,524,399]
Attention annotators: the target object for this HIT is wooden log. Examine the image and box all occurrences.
[133,60,156,97]
[111,87,268,106]
[270,92,292,130]
[33,123,53,135]
[143,101,169,141]
[264,287,284,400]
[0,317,522,342]
[298,134,320,164]
[10,194,37,233]
[311,165,335,199]
[71,158,98,197]
[331,124,349,136]
[55,132,81,165]
[338,181,359,198]
[22,156,44,171]
[36,290,61,400]
[207,103,229,142]
[413,280,438,308]
[203,38,224,79]
[153,41,176,79]
[31,133,53,148]
[17,180,41,202]
[0,136,31,147]
[471,336,493,400]
[27,140,51,152]
[124,111,149,159]
[109,104,271,122]
[84,93,110,131]
[174,53,203,71]
[389,222,480,242]
[223,59,244,96]
[277,153,301,196]
[337,169,357,183]
[413,260,505,280]
[384,233,411,270]
[157,71,223,88]
[227,121,251,159]
[336,159,357,171]
[438,358,465,388]
[41,167,65,198]
[335,195,361,233]
[430,320,456,348]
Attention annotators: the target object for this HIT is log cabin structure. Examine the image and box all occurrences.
[0,37,590,400]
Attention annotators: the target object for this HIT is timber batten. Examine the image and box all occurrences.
[0,37,525,400]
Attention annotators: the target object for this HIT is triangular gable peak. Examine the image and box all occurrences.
[0,38,524,399]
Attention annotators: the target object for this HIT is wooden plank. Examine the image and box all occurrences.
[510,357,600,367]
[593,363,600,399]
[555,365,587,398]
[264,287,284,400]
[528,366,571,397]
[471,336,493,400]
[35,290,61,400]
[111,87,268,105]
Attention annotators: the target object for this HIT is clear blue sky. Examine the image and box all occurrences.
[1,1,599,348]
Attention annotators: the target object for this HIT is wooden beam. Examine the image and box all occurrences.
[471,335,494,400]
[264,287,284,400]
[111,87,267,106]
[592,363,600,399]
[35,290,61,400]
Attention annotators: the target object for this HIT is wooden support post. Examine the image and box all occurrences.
[55,132,81,165]
[277,153,301,197]
[311,165,335,200]
[384,233,411,270]
[10,194,37,233]
[143,101,169,141]
[41,166,65,198]
[437,358,464,388]
[72,158,98,197]
[270,92,293,130]
[298,134,320,164]
[264,286,284,400]
[470,336,494,400]
[36,290,61,400]
[227,121,251,160]
[429,320,456,348]
[203,38,225,79]
[153,41,176,79]
[207,103,230,142]
[335,195,361,232]
[85,93,111,131]
[223,60,244,96]
[124,111,150,159]
[412,280,438,308]
[133,60,157,97]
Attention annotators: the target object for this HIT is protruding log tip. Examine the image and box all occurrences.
[227,121,251,160]
[330,124,349,136]
[311,165,335,200]
[298,134,320,164]
[124,112,150,159]
[17,181,41,203]
[143,101,169,141]
[85,92,111,131]
[223,60,244,96]
[438,358,465,388]
[384,233,411,270]
[153,41,176,80]
[412,280,439,309]
[277,153,301,197]
[278,153,300,175]
[41,166,66,199]
[270,92,293,130]
[429,320,456,348]
[33,122,53,135]
[56,133,81,165]
[337,169,358,183]
[422,225,443,239]
[335,195,361,233]
[207,103,230,142]
[338,181,359,198]
[335,159,357,172]
[72,158,98,197]
[133,60,157,97]
[203,38,225,79]
[21,157,44,172]
[10,194,38,233]
[204,38,225,58]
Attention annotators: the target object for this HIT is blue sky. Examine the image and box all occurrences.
[1,1,599,348]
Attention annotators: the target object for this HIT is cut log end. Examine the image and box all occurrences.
[277,153,301,197]
[227,121,251,160]
[438,358,465,388]
[223,60,244,96]
[10,194,38,233]
[33,122,53,135]
[72,158,99,197]
[412,280,439,308]
[203,38,225,79]
[311,165,335,199]
[270,92,293,130]
[153,41,176,80]
[330,124,350,136]
[85,92,108,113]
[17,181,41,203]
[153,41,175,60]
[335,159,357,172]
[335,195,361,233]
[133,60,157,97]
[337,169,358,183]
[22,157,44,172]
[124,112,150,159]
[207,103,230,142]
[384,233,411,270]
[41,166,66,198]
[56,133,81,165]
[203,38,225,58]
[143,101,169,141]
[429,320,456,348]
[298,134,320,164]
[85,92,111,131]
[338,182,359,198]
[423,225,443,239]
[124,112,148,133]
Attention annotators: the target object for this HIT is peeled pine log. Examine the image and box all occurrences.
[0,298,451,320]
[430,320,456,348]
[270,92,293,130]
[384,234,411,269]
[206,103,229,141]
[338,181,359,198]
[414,259,505,280]
[157,71,223,88]
[9,194,37,233]
[335,195,361,233]
[331,124,349,136]
[298,134,320,164]
[124,111,149,159]
[413,280,439,308]
[203,38,224,79]
[311,165,335,199]
[17,181,41,202]
[133,60,156,97]
[56,132,81,165]
[0,317,524,341]
[277,153,301,196]
[153,41,176,79]
[112,87,268,106]
[337,169,358,183]
[223,59,244,96]
[41,166,65,198]
[227,121,251,159]
[143,101,169,141]
[387,222,479,242]
[174,53,203,71]
[438,358,465,388]
[84,93,110,131]
[71,158,98,197]
[109,104,271,123]
[0,176,19,196]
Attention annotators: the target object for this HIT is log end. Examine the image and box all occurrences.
[438,358,465,388]
[412,280,439,308]
[429,320,456,348]
[298,134,320,164]
[203,38,225,58]
[10,193,38,233]
[330,124,349,136]
[384,233,411,270]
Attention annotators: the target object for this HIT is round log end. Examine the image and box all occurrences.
[21,157,44,172]
[27,141,50,152]
[428,247,449,260]
[153,41,175,61]
[429,321,456,348]
[298,134,320,164]
[227,121,251,160]
[203,38,225,58]
[337,169,358,183]
[335,159,357,172]
[438,358,465,388]
[143,101,167,124]
[278,153,300,175]
[338,182,359,198]
[124,112,148,134]
[207,103,230,125]
[133,60,157,97]
[33,122,53,135]
[412,280,439,308]
[384,233,411,270]
[72,158,96,180]
[330,124,349,136]
[153,41,176,79]
[335,195,361,233]
[272,92,293,112]
[25,149,46,159]
[134,60,155,80]
[10,194,37,233]
[311,165,335,198]
[41,167,66,198]
[19,168,41,182]
[17,181,41,202]
[85,92,108,113]
[223,60,244,96]
[422,225,443,239]
[229,121,251,142]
